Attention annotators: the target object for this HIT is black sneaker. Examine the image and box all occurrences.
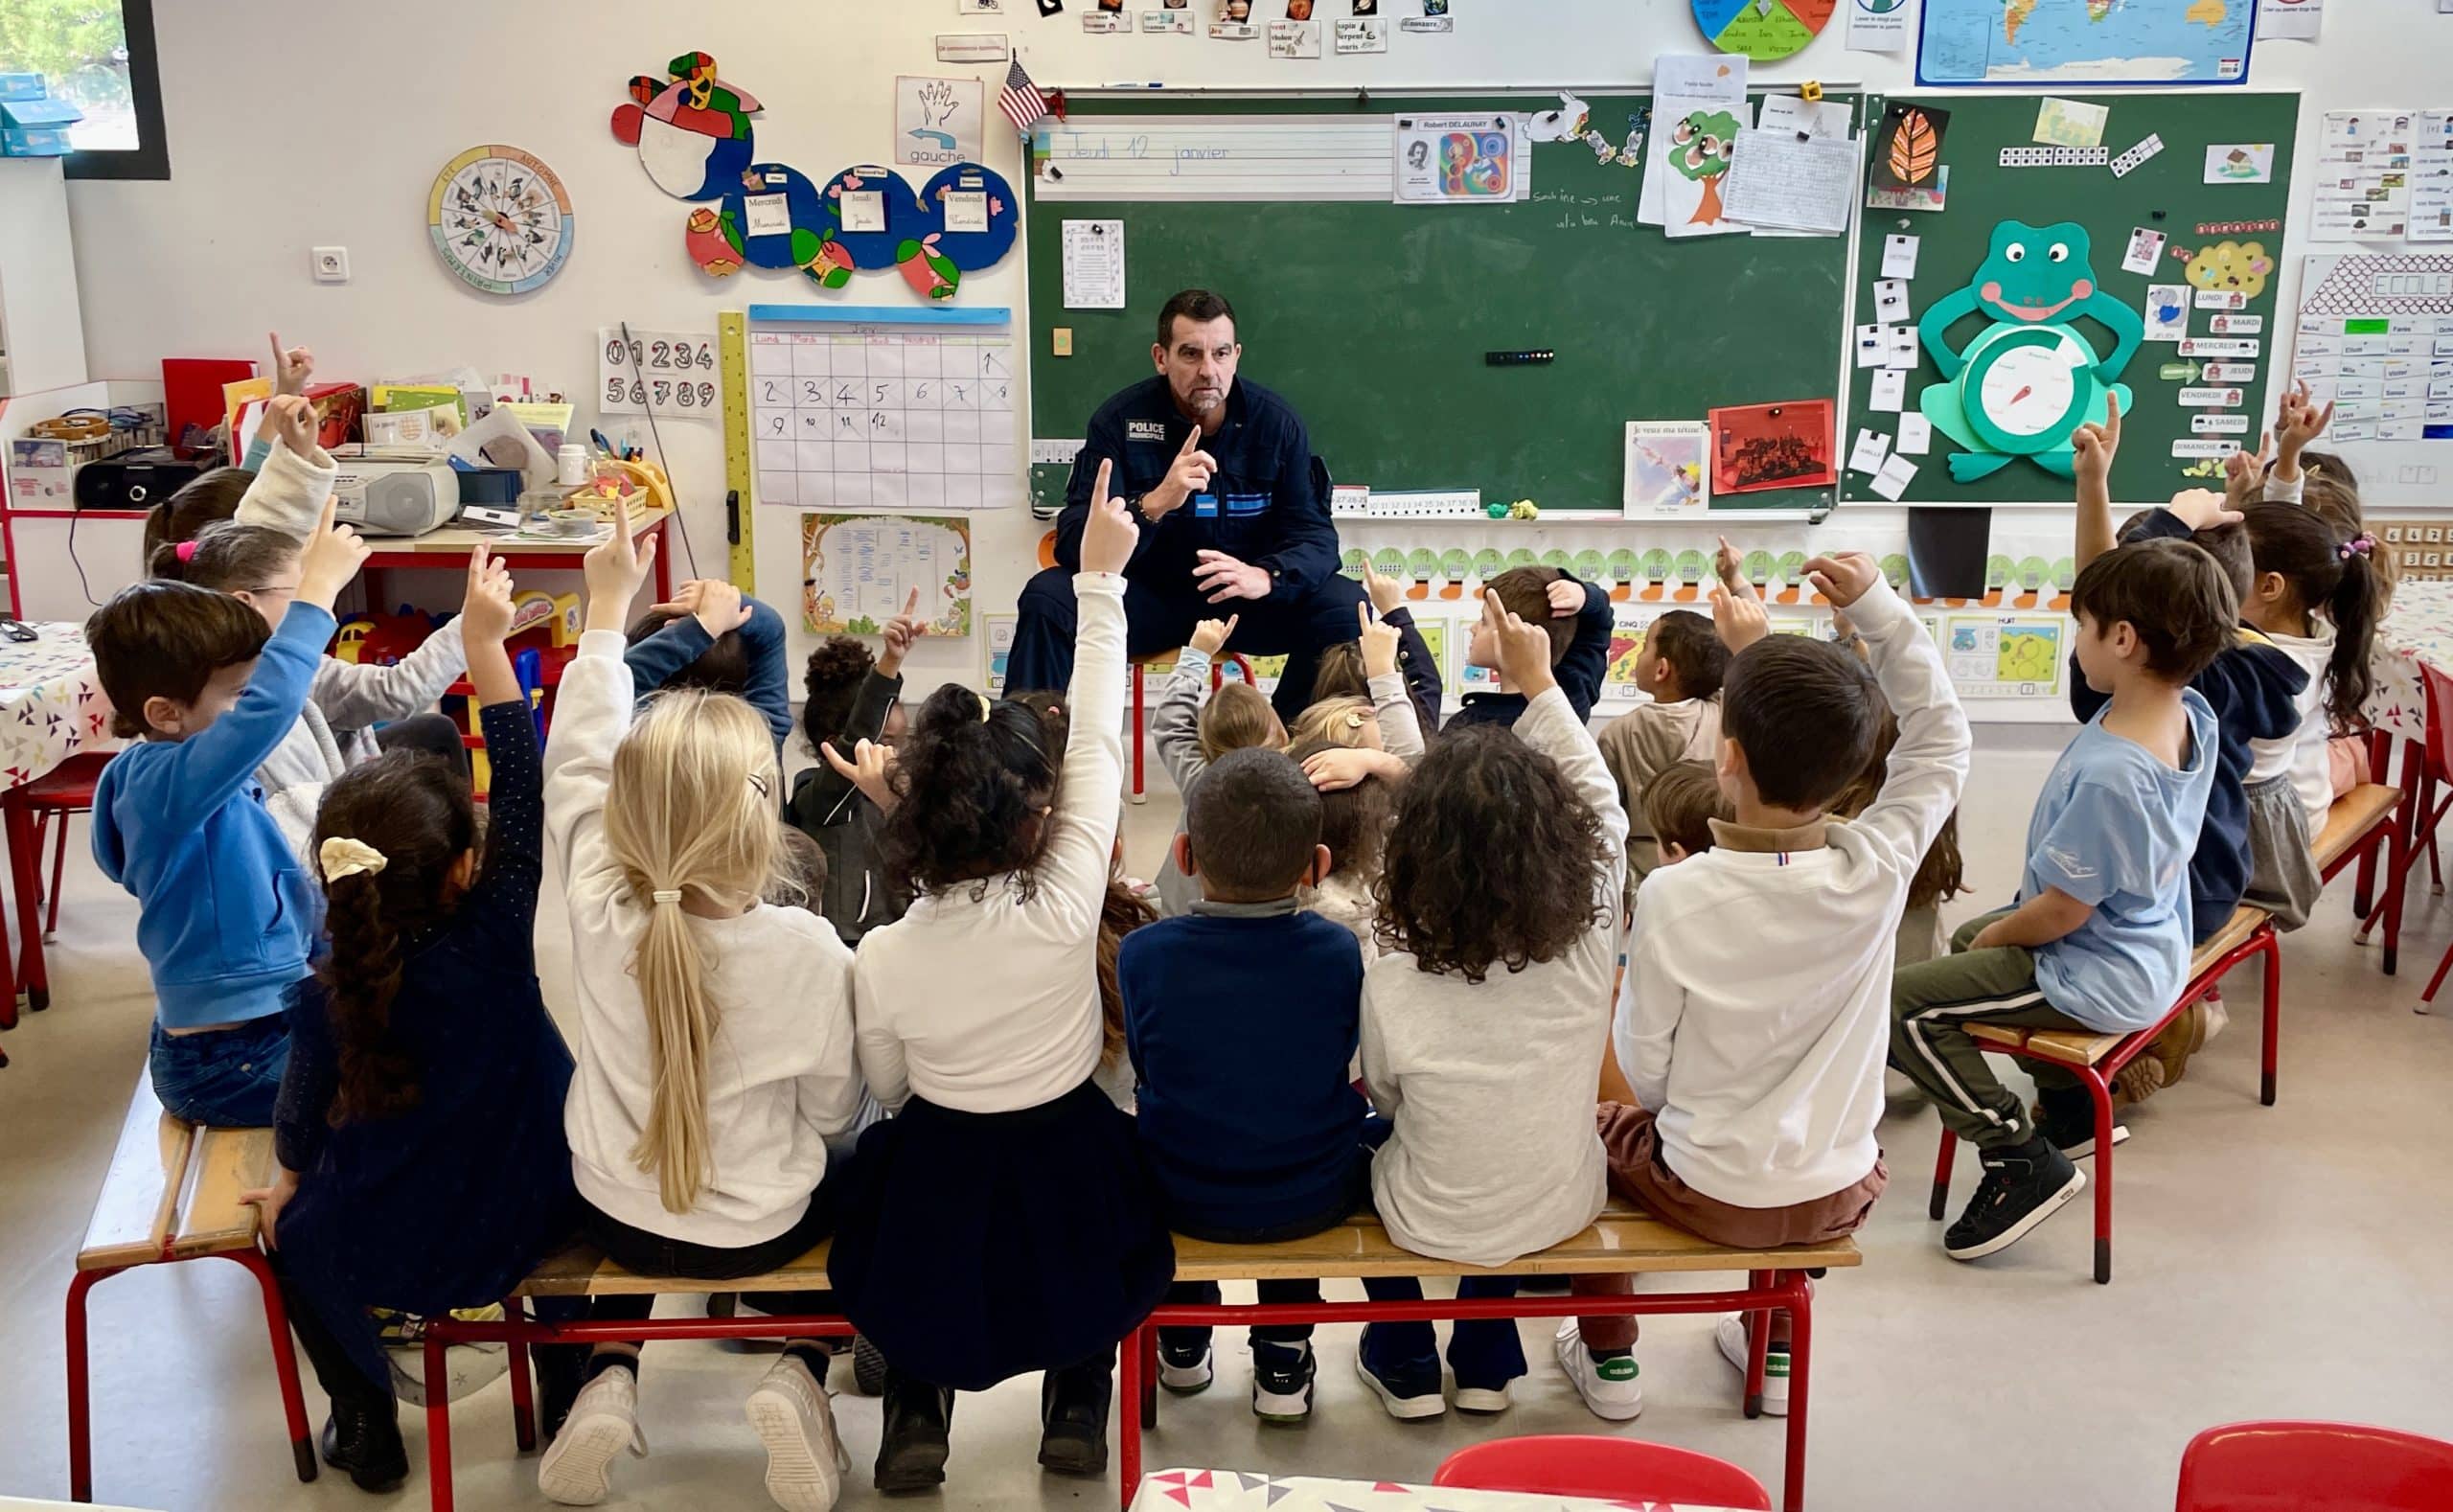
[849,1332,889,1397]
[1943,1138,2086,1261]
[1157,1335,1215,1395]
[874,1372,953,1495]
[2032,1092,2130,1161]
[1038,1359,1112,1477]
[319,1400,408,1493]
[1353,1326,1446,1419]
[1250,1340,1316,1423]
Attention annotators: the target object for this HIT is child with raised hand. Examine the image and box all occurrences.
[834,461,1171,1494]
[1599,606,1729,885]
[540,500,867,1512]
[1609,550,1965,1415]
[787,587,923,946]
[2241,501,2381,838]
[91,503,370,1126]
[240,546,579,1493]
[2069,401,2306,948]
[1446,564,1613,731]
[1353,588,1629,1421]
[150,519,478,854]
[1891,532,2231,1264]
[237,331,318,470]
[1151,610,1286,914]
[1124,746,1374,1422]
[627,578,794,747]
[1308,560,1444,738]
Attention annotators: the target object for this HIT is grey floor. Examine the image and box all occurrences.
[3,731,2451,1512]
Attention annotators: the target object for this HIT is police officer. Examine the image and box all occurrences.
[1008,288,1364,722]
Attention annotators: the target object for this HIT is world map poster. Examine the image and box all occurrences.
[1918,0,2254,86]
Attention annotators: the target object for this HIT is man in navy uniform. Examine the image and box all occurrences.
[1009,288,1364,721]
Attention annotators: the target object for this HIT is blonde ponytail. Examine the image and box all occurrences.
[601,690,786,1214]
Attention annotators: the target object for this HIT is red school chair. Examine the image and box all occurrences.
[2,748,113,1015]
[1435,1435,1773,1510]
[2175,1420,2453,1510]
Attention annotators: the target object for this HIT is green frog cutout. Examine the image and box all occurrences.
[1917,219,2141,483]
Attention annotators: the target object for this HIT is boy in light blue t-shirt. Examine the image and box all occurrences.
[1890,529,2233,1266]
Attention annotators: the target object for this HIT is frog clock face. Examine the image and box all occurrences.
[1916,220,2144,483]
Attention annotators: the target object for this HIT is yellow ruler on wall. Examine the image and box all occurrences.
[719,309,754,588]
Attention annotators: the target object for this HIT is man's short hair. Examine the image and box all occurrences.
[1484,566,1575,663]
[2070,537,2238,683]
[1648,610,1729,699]
[1720,637,1882,812]
[1642,760,1729,859]
[88,581,270,739]
[1185,747,1321,901]
[1158,288,1236,349]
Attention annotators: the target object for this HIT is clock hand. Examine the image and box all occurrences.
[2010,384,2033,406]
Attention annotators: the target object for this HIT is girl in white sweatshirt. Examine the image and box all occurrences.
[830,473,1170,1495]
[539,512,865,1512]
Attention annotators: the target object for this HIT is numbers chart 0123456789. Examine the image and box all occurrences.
[749,328,1021,513]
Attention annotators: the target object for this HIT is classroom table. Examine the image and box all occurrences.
[357,507,676,602]
[0,623,117,1064]
[1130,1470,1758,1512]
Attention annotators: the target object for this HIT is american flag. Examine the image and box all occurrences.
[998,57,1052,136]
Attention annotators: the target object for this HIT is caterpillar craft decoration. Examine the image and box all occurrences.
[612,51,1018,300]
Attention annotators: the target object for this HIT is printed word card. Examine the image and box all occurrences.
[751,326,1020,511]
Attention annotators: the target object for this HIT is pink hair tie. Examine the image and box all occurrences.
[175,540,200,563]
[2341,534,2376,561]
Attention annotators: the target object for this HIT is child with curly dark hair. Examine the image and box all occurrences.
[241,547,581,1493]
[1349,589,1629,1422]
[833,465,1172,1494]
[786,590,923,945]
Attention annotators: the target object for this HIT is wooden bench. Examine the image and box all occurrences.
[423,1204,1855,1512]
[67,1074,314,1501]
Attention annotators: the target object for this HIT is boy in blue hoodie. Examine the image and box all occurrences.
[1444,565,1614,731]
[1120,746,1377,1424]
[91,502,369,1127]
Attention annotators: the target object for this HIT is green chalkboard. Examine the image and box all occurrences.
[1023,93,1855,515]
[1846,91,2299,506]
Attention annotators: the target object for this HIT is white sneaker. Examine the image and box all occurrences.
[1552,1320,1641,1421]
[745,1355,848,1512]
[539,1363,647,1505]
[1714,1316,1789,1416]
[1450,1380,1514,1415]
[1157,1340,1214,1395]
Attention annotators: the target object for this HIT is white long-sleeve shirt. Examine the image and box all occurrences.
[852,573,1128,1114]
[1361,685,1630,1267]
[1615,578,1969,1209]
[546,633,865,1248]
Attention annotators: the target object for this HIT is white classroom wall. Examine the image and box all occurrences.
[55,0,2453,707]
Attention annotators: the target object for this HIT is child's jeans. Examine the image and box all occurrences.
[149,1016,289,1127]
[1357,1276,1527,1386]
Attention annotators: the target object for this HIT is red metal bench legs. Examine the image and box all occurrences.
[66,1251,315,1502]
[1120,1271,1821,1511]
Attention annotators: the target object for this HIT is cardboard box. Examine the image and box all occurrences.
[9,439,73,505]
[0,75,49,103]
[1,126,72,158]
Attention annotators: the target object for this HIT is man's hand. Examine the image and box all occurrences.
[2274,378,2334,478]
[1146,426,1217,518]
[584,496,658,632]
[267,394,322,461]
[1189,613,1239,656]
[1362,557,1408,617]
[1803,550,1881,610]
[1356,601,1400,680]
[295,499,370,612]
[880,585,922,677]
[1194,549,1271,605]
[1546,576,1585,618]
[822,738,900,812]
[2072,392,2121,498]
[1484,586,1557,699]
[1079,459,1140,576]
[267,331,314,398]
[1302,745,1407,792]
[460,542,516,644]
[2167,487,2245,534]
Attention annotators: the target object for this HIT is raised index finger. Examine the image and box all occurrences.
[1180,426,1203,457]
[1092,457,1114,508]
[901,585,920,618]
[2102,391,2122,444]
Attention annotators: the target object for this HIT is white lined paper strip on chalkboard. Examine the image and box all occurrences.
[1034,115,1397,201]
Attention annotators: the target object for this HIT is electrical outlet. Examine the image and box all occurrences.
[311,246,350,283]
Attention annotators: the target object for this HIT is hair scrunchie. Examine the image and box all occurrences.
[650,888,683,905]
[319,836,388,882]
[2341,533,2376,561]
[976,690,994,722]
[175,540,200,563]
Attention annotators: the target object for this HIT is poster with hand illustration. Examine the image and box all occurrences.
[896,77,985,169]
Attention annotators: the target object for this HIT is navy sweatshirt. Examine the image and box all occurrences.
[1443,575,1615,732]
[1120,901,1370,1236]
[625,595,793,752]
[272,699,579,1311]
[2070,510,2307,943]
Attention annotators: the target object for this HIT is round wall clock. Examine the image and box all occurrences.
[428,145,576,296]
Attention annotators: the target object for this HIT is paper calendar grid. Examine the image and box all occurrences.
[750,327,1021,512]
